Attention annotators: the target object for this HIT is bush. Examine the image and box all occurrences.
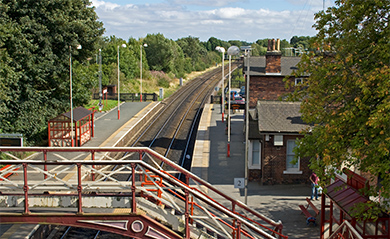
[150,71,171,88]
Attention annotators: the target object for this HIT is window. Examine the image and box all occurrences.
[284,139,302,174]
[249,140,261,169]
[295,78,303,85]
[274,135,283,146]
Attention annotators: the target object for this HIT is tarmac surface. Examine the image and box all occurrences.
[85,101,154,147]
[1,101,323,238]
[192,103,322,239]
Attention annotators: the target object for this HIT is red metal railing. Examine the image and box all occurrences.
[328,221,363,239]
[0,147,287,239]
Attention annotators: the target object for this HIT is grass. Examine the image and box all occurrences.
[84,99,119,112]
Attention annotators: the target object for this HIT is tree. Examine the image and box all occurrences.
[0,0,104,144]
[177,37,206,62]
[99,36,139,81]
[256,39,268,48]
[250,43,267,56]
[177,36,208,72]
[289,36,312,50]
[286,0,390,218]
[144,33,175,73]
[169,39,186,77]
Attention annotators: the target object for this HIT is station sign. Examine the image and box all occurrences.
[0,134,23,146]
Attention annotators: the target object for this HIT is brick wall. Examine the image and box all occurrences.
[258,134,311,185]
[249,76,295,108]
[265,54,281,73]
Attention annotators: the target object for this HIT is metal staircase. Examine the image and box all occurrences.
[0,147,287,238]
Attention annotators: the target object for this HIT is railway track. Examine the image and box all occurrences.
[129,65,225,166]
[111,62,238,174]
[49,62,238,239]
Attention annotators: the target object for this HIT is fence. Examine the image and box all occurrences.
[93,93,158,102]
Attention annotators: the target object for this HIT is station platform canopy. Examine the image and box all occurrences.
[48,107,94,147]
[320,169,389,239]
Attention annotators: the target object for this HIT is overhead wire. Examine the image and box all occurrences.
[287,0,337,41]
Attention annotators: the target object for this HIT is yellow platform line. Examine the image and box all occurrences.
[99,102,154,147]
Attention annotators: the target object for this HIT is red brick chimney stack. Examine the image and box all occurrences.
[265,38,282,75]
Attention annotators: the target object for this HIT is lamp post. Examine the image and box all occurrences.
[215,46,225,122]
[227,46,240,157]
[243,46,251,204]
[98,49,103,111]
[117,43,126,119]
[69,44,82,147]
[140,43,148,102]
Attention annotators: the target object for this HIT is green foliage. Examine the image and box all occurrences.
[177,36,206,62]
[144,33,174,73]
[285,0,390,219]
[0,0,104,144]
[72,60,97,106]
[250,43,267,56]
[228,40,251,49]
[290,36,312,49]
[149,71,171,88]
[85,99,118,112]
[0,0,315,147]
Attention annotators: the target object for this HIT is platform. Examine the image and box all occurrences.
[191,103,321,239]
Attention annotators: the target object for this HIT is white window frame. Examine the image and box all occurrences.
[274,135,283,146]
[248,140,261,169]
[283,139,302,174]
[295,78,303,85]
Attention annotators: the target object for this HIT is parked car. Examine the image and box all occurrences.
[225,89,240,101]
[240,86,245,98]
[231,95,245,105]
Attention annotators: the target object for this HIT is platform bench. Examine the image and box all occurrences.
[299,197,320,226]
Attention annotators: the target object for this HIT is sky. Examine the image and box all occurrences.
[91,0,336,43]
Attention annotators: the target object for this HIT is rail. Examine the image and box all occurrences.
[0,147,287,239]
[328,221,363,239]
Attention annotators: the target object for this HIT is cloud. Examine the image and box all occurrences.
[167,0,245,7]
[92,1,319,42]
[91,0,121,10]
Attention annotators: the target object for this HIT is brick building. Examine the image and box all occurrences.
[243,39,310,184]
[245,39,301,108]
[248,101,311,184]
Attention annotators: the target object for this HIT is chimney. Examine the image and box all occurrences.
[265,38,282,75]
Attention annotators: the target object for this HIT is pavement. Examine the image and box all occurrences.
[192,103,322,239]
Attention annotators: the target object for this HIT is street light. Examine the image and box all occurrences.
[98,49,103,111]
[215,46,225,122]
[242,46,252,204]
[140,43,148,102]
[69,44,82,147]
[117,43,126,119]
[227,46,240,157]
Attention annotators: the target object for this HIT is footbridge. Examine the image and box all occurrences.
[0,147,287,239]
